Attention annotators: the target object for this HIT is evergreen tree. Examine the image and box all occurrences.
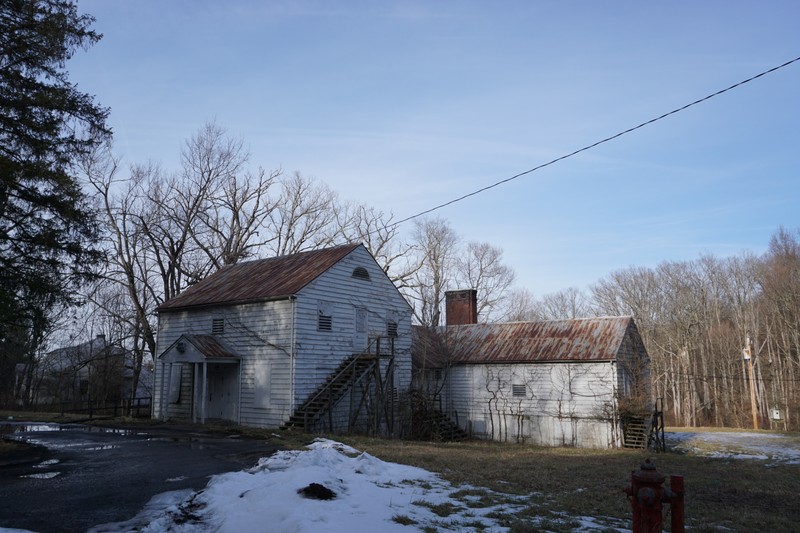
[0,0,109,399]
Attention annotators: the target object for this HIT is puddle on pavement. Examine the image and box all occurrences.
[1,422,142,438]
[81,426,139,436]
[145,436,208,450]
[34,459,60,468]
[0,422,62,436]
[85,444,120,451]
[21,471,61,479]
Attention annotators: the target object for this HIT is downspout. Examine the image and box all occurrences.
[202,361,208,424]
[610,360,619,448]
[290,296,297,420]
[153,314,160,419]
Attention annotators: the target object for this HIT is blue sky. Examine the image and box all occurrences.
[70,1,800,295]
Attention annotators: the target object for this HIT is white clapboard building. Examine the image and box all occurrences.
[153,244,412,435]
[414,290,651,448]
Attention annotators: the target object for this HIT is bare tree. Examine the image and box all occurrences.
[538,287,591,320]
[336,201,418,288]
[267,172,340,256]
[83,145,159,404]
[194,165,280,269]
[408,218,459,326]
[406,218,518,326]
[455,241,515,322]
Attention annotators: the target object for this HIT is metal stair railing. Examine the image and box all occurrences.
[299,354,378,430]
[290,336,396,430]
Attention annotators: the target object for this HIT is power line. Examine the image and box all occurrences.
[391,55,800,228]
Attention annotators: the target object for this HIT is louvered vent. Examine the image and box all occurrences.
[318,301,333,331]
[351,267,370,280]
[212,318,224,335]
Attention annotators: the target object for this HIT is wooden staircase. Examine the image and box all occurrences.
[622,398,666,451]
[282,353,378,431]
[425,410,469,441]
[623,415,648,449]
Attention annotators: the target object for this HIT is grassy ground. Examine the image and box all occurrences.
[3,412,798,532]
[334,434,800,532]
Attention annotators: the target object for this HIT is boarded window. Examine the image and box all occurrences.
[318,301,333,331]
[351,267,370,280]
[470,419,487,435]
[355,308,367,333]
[212,318,224,335]
[512,384,526,397]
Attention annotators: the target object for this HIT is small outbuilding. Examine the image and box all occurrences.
[153,244,413,436]
[413,290,651,448]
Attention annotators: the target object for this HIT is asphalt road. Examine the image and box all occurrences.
[0,421,282,533]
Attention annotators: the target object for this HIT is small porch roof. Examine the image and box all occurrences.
[159,334,240,364]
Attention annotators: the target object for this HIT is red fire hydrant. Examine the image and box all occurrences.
[623,458,684,533]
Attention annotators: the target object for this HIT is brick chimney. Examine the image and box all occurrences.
[445,289,478,326]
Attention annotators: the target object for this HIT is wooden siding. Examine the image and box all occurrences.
[154,245,413,432]
[436,361,621,448]
[614,323,651,407]
[154,300,295,427]
[293,246,412,410]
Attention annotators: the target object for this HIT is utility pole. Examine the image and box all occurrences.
[742,336,758,430]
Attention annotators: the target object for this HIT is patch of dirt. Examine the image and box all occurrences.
[297,482,336,500]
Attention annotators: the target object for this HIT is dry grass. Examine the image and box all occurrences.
[338,435,800,532]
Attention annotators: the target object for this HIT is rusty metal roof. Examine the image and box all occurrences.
[414,316,635,366]
[184,335,238,359]
[158,244,360,312]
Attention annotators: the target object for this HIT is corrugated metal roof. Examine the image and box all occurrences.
[414,316,634,366]
[158,244,361,311]
[184,335,238,359]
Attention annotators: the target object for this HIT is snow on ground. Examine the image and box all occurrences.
[87,438,625,533]
[667,430,800,465]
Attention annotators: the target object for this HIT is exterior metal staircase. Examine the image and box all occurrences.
[282,353,378,431]
[647,398,666,452]
[282,337,397,434]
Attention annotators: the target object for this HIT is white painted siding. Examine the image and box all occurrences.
[154,245,413,432]
[293,246,412,410]
[154,300,295,427]
[436,362,620,448]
